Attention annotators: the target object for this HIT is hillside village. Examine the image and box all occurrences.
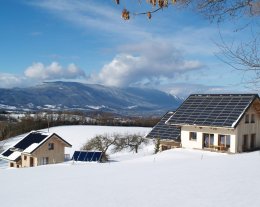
[1,93,260,169]
[1,93,260,207]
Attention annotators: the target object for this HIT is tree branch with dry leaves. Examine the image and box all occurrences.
[114,0,260,20]
[114,0,260,86]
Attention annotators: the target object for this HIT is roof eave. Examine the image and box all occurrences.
[0,155,20,162]
[168,123,235,129]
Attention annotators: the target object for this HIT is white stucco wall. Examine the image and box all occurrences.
[235,100,260,152]
[181,126,236,153]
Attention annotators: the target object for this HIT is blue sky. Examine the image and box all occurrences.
[0,0,256,96]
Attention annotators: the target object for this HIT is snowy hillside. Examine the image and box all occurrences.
[1,126,260,207]
[0,125,152,165]
[0,81,183,115]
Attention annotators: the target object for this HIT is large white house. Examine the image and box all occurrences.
[147,94,260,153]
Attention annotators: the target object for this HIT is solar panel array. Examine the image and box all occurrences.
[72,151,102,162]
[14,132,47,150]
[167,94,257,128]
[2,132,48,158]
[146,111,181,141]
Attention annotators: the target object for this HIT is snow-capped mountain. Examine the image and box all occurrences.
[0,81,182,116]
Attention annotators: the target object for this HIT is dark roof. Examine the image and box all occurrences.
[167,94,259,128]
[1,131,72,161]
[2,132,48,158]
[145,111,181,141]
[30,133,72,154]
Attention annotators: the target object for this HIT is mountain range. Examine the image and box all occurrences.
[0,81,183,116]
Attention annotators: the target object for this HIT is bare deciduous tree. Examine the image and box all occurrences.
[114,0,260,20]
[216,34,260,86]
[113,134,149,153]
[81,134,117,161]
[83,133,149,162]
[114,0,260,86]
[124,134,149,153]
[0,123,10,141]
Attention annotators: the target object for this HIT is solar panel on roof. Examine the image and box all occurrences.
[1,131,49,160]
[14,132,48,150]
[146,112,181,141]
[72,151,102,162]
[2,149,13,157]
[167,94,257,128]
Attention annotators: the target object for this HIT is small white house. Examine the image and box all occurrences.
[166,94,260,153]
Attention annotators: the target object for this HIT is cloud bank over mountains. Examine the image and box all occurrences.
[0,39,205,96]
[24,62,86,80]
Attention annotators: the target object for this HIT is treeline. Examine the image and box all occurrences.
[0,111,160,141]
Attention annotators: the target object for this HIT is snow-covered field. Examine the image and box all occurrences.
[0,125,151,154]
[1,125,260,207]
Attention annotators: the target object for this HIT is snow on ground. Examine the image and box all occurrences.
[46,125,151,157]
[0,125,152,168]
[1,126,260,207]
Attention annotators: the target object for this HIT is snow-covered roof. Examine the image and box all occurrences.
[7,151,21,161]
[23,143,40,154]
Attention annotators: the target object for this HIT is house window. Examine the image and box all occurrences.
[10,163,14,167]
[43,157,49,165]
[48,143,54,150]
[24,155,27,160]
[30,157,34,167]
[245,114,249,124]
[243,134,248,151]
[251,114,255,123]
[218,134,231,150]
[189,132,197,141]
[38,157,49,165]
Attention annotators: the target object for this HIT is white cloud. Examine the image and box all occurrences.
[25,62,45,79]
[0,73,28,88]
[89,39,204,87]
[28,0,149,39]
[24,62,85,80]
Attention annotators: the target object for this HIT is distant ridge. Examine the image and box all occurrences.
[0,81,183,116]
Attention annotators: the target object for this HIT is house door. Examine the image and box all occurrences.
[30,157,34,167]
[250,134,256,149]
[203,133,214,148]
[243,135,248,152]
